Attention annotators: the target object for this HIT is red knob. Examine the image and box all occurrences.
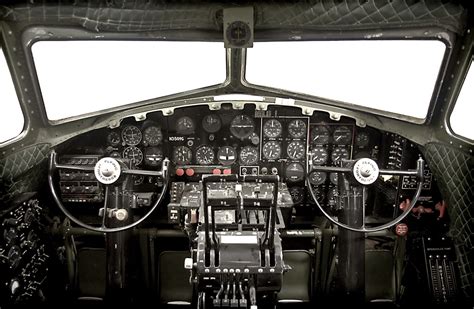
[175,168,185,176]
[223,169,232,175]
[185,168,195,177]
[212,168,221,175]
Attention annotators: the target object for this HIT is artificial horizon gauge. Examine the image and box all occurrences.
[239,146,259,165]
[143,126,163,146]
[144,147,163,166]
[176,116,195,135]
[217,146,237,165]
[123,146,143,165]
[195,145,215,165]
[288,119,307,138]
[121,125,142,146]
[263,119,283,138]
[202,114,222,133]
[230,115,255,140]
[287,140,306,160]
[311,125,330,144]
[173,146,192,165]
[263,141,282,160]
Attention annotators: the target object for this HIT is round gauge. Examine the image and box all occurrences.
[144,147,163,166]
[331,147,350,164]
[195,145,215,165]
[309,171,327,186]
[176,116,195,135]
[121,125,142,146]
[107,131,121,146]
[310,147,328,165]
[285,162,305,182]
[289,187,304,204]
[202,114,222,133]
[330,172,339,185]
[143,126,163,146]
[287,141,306,160]
[217,146,237,165]
[123,146,143,165]
[313,187,326,204]
[110,151,121,158]
[239,146,259,165]
[355,131,370,147]
[288,119,307,138]
[333,126,352,145]
[230,115,255,140]
[173,146,192,165]
[263,119,282,138]
[263,141,282,160]
[311,126,330,144]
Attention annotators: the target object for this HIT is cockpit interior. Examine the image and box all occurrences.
[0,1,472,308]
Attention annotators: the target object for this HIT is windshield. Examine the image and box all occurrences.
[32,39,446,121]
[246,40,446,119]
[32,41,226,121]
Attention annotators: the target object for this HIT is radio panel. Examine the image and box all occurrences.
[58,155,104,203]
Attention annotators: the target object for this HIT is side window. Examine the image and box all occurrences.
[450,60,474,141]
[0,47,24,143]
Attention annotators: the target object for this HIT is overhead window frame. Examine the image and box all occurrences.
[244,39,448,122]
[21,25,455,126]
[23,26,227,125]
[241,29,453,125]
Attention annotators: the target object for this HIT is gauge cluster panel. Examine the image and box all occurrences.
[56,104,440,224]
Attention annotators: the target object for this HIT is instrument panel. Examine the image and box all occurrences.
[57,104,439,225]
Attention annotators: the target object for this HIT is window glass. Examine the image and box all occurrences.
[0,48,24,143]
[32,41,225,120]
[246,40,446,119]
[450,61,474,140]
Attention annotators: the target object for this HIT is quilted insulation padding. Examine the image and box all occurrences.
[0,144,50,205]
[422,143,474,300]
[0,0,466,34]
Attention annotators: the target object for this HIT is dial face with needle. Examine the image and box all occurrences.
[239,146,259,165]
[333,126,352,145]
[176,116,195,135]
[123,146,143,165]
[311,126,330,145]
[172,146,192,165]
[263,119,283,138]
[287,141,306,160]
[288,119,307,138]
[202,114,222,133]
[331,147,350,164]
[263,141,282,160]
